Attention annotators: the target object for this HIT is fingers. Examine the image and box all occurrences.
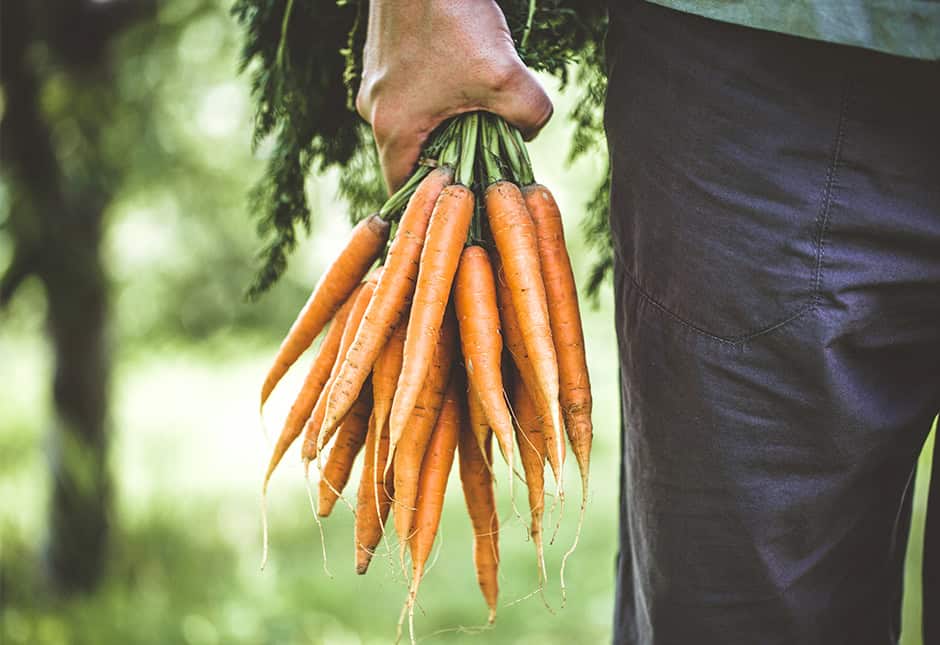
[481,64,554,141]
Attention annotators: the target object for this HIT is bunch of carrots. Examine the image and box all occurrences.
[258,113,592,640]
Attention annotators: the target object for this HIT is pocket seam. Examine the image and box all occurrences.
[621,267,818,346]
[812,75,850,306]
[618,74,850,346]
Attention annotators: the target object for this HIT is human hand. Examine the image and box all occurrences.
[356,0,553,192]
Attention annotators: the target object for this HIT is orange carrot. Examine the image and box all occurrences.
[262,284,360,492]
[371,320,406,517]
[512,373,547,586]
[354,413,395,575]
[389,185,474,447]
[320,166,454,443]
[524,184,593,600]
[492,252,539,407]
[524,184,592,494]
[318,382,372,517]
[485,181,565,492]
[391,313,457,560]
[372,321,407,450]
[493,254,562,480]
[466,381,492,464]
[457,397,499,623]
[300,271,377,464]
[405,377,461,625]
[453,246,514,464]
[261,214,389,408]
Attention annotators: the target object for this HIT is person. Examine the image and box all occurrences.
[355,1,940,643]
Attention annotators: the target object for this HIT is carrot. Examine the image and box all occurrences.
[390,312,457,561]
[388,185,474,447]
[492,252,536,399]
[493,253,563,481]
[457,396,499,623]
[453,246,514,464]
[319,166,454,443]
[260,214,389,409]
[355,413,395,574]
[300,270,377,464]
[259,285,363,570]
[524,184,592,492]
[372,321,407,454]
[300,379,332,465]
[371,320,406,520]
[524,184,592,599]
[466,381,492,466]
[318,382,372,517]
[404,377,461,635]
[485,181,565,493]
[262,283,360,493]
[512,373,547,588]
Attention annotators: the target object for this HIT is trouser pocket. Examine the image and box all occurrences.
[605,0,849,342]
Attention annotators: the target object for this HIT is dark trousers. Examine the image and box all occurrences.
[606,2,940,643]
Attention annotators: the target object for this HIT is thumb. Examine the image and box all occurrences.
[481,65,553,141]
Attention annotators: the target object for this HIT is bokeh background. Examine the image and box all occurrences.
[0,1,934,644]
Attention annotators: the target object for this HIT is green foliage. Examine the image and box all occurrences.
[566,48,612,300]
[336,134,387,223]
[234,0,611,299]
[232,0,369,297]
[499,0,607,83]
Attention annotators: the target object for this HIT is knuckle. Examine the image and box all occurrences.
[355,74,382,123]
[354,89,369,122]
[481,58,524,95]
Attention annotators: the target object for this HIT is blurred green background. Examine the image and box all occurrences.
[0,1,933,644]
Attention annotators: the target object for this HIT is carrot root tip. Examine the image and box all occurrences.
[260,490,270,572]
[302,462,333,579]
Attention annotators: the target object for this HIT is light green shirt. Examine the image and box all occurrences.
[646,0,940,60]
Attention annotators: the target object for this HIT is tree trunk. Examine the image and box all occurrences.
[41,214,112,594]
[1,1,112,594]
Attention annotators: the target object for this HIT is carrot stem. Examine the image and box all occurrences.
[456,113,479,187]
[439,130,460,167]
[496,118,534,186]
[479,117,504,185]
[513,126,535,185]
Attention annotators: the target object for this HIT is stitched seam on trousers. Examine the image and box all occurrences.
[812,74,850,303]
[621,267,818,346]
[619,79,852,347]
